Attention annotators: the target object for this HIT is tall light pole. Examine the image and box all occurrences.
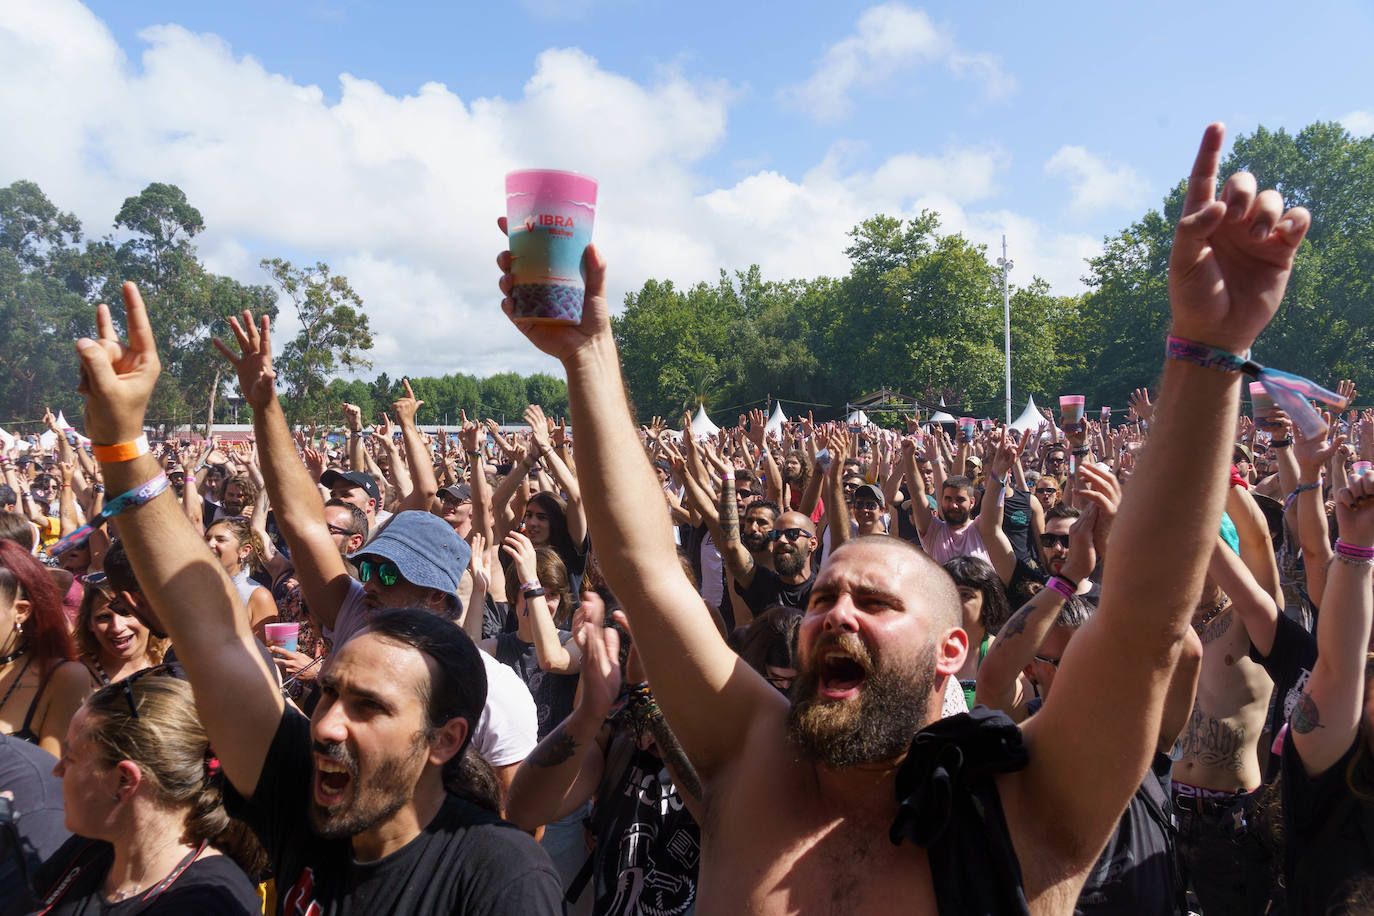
[996,235,1014,425]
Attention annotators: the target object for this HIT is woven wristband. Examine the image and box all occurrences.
[1335,540,1374,560]
[1045,576,1076,599]
[92,435,150,463]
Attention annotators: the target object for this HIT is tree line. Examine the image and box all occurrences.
[3,120,1368,434]
[613,120,1374,423]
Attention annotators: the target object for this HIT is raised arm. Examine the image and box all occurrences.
[506,592,620,830]
[1292,473,1374,775]
[343,402,366,474]
[900,437,934,537]
[1207,535,1280,656]
[77,282,283,799]
[1011,124,1313,880]
[213,312,354,632]
[1291,415,1341,608]
[501,531,581,674]
[977,429,1022,584]
[393,380,438,513]
[499,231,782,782]
[526,403,587,545]
[823,431,850,551]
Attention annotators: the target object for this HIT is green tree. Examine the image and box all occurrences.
[523,373,569,419]
[262,259,374,424]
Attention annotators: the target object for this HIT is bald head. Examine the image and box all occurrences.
[822,535,961,632]
[775,511,815,535]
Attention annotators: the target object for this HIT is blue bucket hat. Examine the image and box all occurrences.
[348,510,471,596]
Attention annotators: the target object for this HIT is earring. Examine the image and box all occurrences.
[13,621,21,635]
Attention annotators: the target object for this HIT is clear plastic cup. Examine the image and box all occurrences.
[959,418,975,442]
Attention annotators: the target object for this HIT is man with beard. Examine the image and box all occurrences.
[498,122,1309,913]
[902,434,1017,584]
[72,285,563,914]
[212,310,538,802]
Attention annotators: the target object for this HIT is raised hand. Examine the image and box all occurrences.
[1335,473,1374,546]
[1168,123,1311,354]
[553,417,570,449]
[458,410,481,455]
[1071,462,1123,560]
[571,591,622,720]
[1127,388,1154,423]
[746,409,767,447]
[302,447,326,482]
[525,404,552,455]
[392,379,424,426]
[213,311,276,411]
[342,402,363,433]
[497,217,608,362]
[77,282,162,445]
[1294,412,1343,479]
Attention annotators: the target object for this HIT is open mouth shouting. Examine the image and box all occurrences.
[313,744,357,809]
[815,637,873,701]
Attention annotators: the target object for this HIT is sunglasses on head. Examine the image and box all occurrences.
[327,523,355,538]
[358,558,403,587]
[114,663,180,719]
[770,528,814,542]
[1039,533,1070,549]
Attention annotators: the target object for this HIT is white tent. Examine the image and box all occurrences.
[764,402,787,433]
[688,404,720,438]
[38,430,57,450]
[55,411,73,430]
[1010,395,1043,433]
[929,410,957,425]
[845,409,870,427]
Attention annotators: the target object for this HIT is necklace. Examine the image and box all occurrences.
[0,645,22,666]
[1191,594,1231,634]
[0,654,33,715]
[106,839,204,903]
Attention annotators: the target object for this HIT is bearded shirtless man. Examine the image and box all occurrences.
[500,123,1311,914]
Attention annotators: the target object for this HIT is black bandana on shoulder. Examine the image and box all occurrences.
[889,707,1032,916]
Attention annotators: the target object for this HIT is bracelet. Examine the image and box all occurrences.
[1271,438,1293,448]
[522,587,546,600]
[1071,447,1090,456]
[1334,552,1374,567]
[519,580,541,594]
[1284,481,1321,510]
[49,473,171,557]
[1335,540,1374,559]
[92,435,150,463]
[1045,576,1076,600]
[1165,336,1254,374]
[466,450,482,458]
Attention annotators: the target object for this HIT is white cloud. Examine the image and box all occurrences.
[779,3,1015,121]
[1341,109,1374,136]
[0,1,1092,391]
[1044,145,1148,218]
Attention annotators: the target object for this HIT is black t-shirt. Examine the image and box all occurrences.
[1074,753,1182,915]
[223,709,565,915]
[1280,731,1374,916]
[18,837,260,915]
[1249,610,1318,783]
[0,733,70,902]
[1001,489,1038,568]
[492,632,580,740]
[591,739,700,914]
[734,564,818,617]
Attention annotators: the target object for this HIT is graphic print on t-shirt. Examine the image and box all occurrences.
[596,757,699,916]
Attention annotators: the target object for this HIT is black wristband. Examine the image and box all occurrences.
[522,587,546,600]
[1271,438,1293,448]
[1071,447,1090,456]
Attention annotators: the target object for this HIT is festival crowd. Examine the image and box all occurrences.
[1,124,1372,915]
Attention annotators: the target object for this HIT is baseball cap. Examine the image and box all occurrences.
[439,483,471,502]
[1233,443,1253,464]
[349,510,471,596]
[853,484,885,507]
[320,469,381,503]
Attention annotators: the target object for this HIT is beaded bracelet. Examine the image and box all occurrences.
[1335,540,1374,560]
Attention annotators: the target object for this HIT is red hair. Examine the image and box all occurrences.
[0,540,76,667]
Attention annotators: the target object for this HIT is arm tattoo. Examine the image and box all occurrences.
[999,607,1031,640]
[527,723,579,768]
[721,477,740,548]
[646,714,703,807]
[1291,692,1325,734]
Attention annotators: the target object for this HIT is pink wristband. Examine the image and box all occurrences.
[1335,540,1374,559]
[1045,577,1075,599]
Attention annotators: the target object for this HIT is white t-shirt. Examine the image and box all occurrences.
[327,578,537,767]
[699,531,724,608]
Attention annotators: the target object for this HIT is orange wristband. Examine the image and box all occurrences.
[92,435,150,463]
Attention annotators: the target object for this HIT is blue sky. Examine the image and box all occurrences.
[6,0,1373,381]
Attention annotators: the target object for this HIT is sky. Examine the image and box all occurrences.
[3,0,1372,385]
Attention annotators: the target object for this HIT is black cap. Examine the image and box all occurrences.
[320,469,381,503]
[439,483,472,502]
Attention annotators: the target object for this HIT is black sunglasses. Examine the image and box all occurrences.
[327,523,356,538]
[1034,487,1057,495]
[114,663,179,719]
[770,528,814,542]
[358,558,403,587]
[854,499,881,511]
[1039,533,1070,549]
